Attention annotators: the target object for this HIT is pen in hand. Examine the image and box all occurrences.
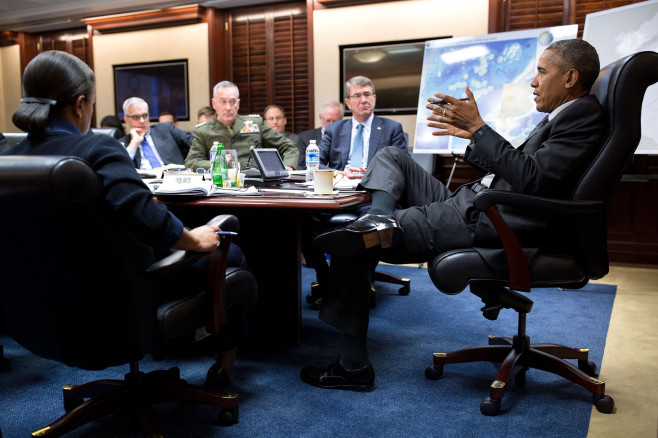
[429,97,469,105]
[216,231,238,236]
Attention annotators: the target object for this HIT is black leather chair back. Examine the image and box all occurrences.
[574,51,658,277]
[0,156,156,370]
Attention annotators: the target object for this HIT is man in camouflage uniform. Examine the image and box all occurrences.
[185,81,299,171]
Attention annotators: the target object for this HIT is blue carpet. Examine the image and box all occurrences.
[0,265,616,437]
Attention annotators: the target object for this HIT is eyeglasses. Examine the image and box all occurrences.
[127,113,149,121]
[348,92,374,100]
[265,116,284,122]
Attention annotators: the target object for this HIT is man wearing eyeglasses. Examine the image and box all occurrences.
[185,81,299,171]
[263,104,298,143]
[120,97,193,170]
[319,76,408,179]
[302,78,408,310]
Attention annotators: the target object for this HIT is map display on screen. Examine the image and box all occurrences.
[413,25,577,154]
[584,0,658,154]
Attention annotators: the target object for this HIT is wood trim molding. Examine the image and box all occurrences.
[315,0,401,7]
[82,5,203,34]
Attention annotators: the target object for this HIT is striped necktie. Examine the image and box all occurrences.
[527,115,549,140]
[141,138,161,169]
[351,123,364,168]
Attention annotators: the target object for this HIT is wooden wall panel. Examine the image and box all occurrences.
[229,2,310,133]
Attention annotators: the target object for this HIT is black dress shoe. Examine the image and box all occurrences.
[305,281,325,309]
[300,358,375,392]
[314,214,403,257]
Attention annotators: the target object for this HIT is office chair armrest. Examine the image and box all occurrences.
[147,214,239,275]
[472,193,600,292]
[473,190,602,216]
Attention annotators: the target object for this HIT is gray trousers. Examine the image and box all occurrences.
[319,146,476,337]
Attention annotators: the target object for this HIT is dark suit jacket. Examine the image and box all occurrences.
[361,95,607,256]
[120,122,193,168]
[318,116,407,170]
[463,95,607,248]
[296,127,323,170]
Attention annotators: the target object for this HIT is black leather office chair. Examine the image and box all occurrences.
[0,155,256,435]
[424,51,658,416]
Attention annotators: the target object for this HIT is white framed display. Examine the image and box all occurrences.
[584,0,658,154]
[413,25,578,154]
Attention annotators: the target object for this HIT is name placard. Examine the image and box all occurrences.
[163,172,204,185]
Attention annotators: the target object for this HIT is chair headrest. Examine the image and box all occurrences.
[0,155,102,206]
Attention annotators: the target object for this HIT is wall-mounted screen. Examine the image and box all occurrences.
[113,60,189,122]
[340,38,445,115]
[413,25,578,154]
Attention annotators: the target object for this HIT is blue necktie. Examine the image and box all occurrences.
[351,123,364,168]
[141,138,161,169]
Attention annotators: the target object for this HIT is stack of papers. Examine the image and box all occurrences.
[155,180,214,196]
[155,182,261,197]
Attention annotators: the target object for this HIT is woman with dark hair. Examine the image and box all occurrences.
[3,50,255,387]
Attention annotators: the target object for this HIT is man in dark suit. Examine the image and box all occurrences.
[301,39,606,391]
[120,97,193,170]
[296,100,344,170]
[302,78,407,309]
[318,76,407,177]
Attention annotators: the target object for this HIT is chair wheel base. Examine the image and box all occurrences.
[216,407,239,426]
[480,397,501,416]
[425,364,443,380]
[594,394,614,413]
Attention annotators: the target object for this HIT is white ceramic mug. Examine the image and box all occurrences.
[313,169,343,194]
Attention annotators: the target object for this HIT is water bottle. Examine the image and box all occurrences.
[305,139,319,182]
[212,143,224,187]
[209,141,219,174]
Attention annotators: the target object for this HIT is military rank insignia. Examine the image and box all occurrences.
[240,120,260,134]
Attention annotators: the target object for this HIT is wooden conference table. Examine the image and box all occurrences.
[155,183,370,348]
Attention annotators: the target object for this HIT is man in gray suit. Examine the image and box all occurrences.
[302,39,606,392]
[120,97,192,169]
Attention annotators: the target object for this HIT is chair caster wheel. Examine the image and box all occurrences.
[398,283,410,295]
[64,396,85,412]
[425,364,443,380]
[480,397,500,416]
[216,407,239,426]
[514,370,526,386]
[594,394,614,413]
[579,359,597,376]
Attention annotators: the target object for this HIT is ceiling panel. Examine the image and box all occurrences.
[0,0,289,32]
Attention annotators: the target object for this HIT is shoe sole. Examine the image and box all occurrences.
[300,375,375,392]
[315,227,403,257]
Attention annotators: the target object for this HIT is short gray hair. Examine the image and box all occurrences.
[122,97,148,115]
[320,100,344,117]
[344,76,375,98]
[213,81,240,98]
